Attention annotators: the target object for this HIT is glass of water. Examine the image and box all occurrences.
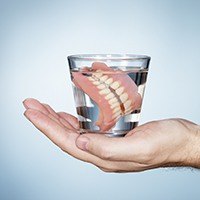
[68,54,150,137]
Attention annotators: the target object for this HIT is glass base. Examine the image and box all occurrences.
[78,129,127,137]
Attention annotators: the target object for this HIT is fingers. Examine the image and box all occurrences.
[42,103,75,130]
[24,108,83,158]
[42,103,60,119]
[23,108,86,160]
[24,108,72,148]
[23,98,76,130]
[57,112,79,129]
[75,133,144,162]
[23,98,64,126]
[23,98,49,115]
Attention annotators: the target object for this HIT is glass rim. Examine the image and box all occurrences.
[67,54,151,61]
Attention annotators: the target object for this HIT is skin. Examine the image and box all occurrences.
[23,98,200,172]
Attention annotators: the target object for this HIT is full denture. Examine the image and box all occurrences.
[72,62,142,131]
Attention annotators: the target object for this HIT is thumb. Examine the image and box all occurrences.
[75,133,139,161]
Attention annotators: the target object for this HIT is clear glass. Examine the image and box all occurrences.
[68,54,151,137]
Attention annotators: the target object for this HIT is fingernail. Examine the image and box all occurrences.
[23,98,32,109]
[23,102,29,109]
[23,109,31,120]
[76,136,89,151]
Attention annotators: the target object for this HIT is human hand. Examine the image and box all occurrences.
[23,98,200,172]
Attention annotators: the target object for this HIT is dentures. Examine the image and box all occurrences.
[72,62,142,131]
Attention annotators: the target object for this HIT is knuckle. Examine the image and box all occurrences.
[43,117,53,128]
[30,110,42,120]
[98,147,113,160]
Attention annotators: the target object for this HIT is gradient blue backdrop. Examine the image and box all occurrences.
[0,0,200,199]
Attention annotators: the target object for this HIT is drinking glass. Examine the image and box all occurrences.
[68,54,150,137]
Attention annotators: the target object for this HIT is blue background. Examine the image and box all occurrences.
[0,0,200,199]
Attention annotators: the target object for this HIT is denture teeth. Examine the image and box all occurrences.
[105,78,113,85]
[110,81,120,90]
[110,102,120,109]
[99,75,108,82]
[88,77,95,81]
[116,87,124,95]
[124,100,132,109]
[108,97,118,104]
[97,84,106,90]
[93,81,100,85]
[99,88,110,95]
[93,72,103,78]
[113,106,121,114]
[105,93,115,100]
[120,93,128,103]
[112,110,121,119]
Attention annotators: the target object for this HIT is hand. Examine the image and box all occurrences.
[23,98,200,172]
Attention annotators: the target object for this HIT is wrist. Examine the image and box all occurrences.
[184,125,200,168]
[164,120,200,169]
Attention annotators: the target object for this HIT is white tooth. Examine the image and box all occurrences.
[110,81,120,90]
[105,93,115,100]
[93,81,100,85]
[93,72,103,78]
[99,88,110,95]
[111,102,120,109]
[124,100,132,109]
[120,93,128,103]
[108,97,118,104]
[99,75,108,82]
[88,77,94,81]
[113,106,121,114]
[105,78,113,85]
[116,87,124,95]
[97,84,106,89]
[112,110,121,119]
